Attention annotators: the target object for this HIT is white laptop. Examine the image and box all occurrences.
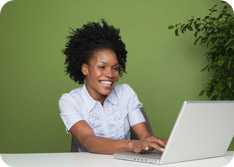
[114,101,234,164]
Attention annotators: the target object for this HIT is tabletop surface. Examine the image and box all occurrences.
[1,151,234,167]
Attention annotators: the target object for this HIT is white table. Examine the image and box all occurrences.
[1,151,233,167]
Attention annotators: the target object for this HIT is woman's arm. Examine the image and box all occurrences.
[69,121,149,154]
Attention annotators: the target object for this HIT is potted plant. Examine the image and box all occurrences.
[168,2,234,100]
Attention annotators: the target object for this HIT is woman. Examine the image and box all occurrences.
[59,19,166,154]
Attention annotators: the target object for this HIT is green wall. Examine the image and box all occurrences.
[0,0,233,153]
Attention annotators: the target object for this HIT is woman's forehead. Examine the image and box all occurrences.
[89,49,119,64]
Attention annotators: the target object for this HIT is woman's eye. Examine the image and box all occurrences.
[113,66,120,71]
[113,67,119,71]
[98,66,105,69]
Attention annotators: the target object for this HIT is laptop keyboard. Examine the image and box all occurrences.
[113,151,162,164]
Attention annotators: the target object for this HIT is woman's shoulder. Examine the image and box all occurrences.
[114,83,136,96]
[59,87,83,102]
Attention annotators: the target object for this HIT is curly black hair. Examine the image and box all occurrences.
[63,19,128,84]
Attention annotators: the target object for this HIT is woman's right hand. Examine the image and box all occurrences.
[127,140,153,153]
[128,138,166,153]
[127,140,147,153]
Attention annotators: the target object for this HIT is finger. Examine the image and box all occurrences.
[133,142,146,153]
[145,136,158,142]
[144,146,149,151]
[146,136,166,145]
[133,146,142,153]
[146,137,166,148]
[156,138,166,147]
[140,146,151,154]
[138,141,151,153]
[140,141,150,152]
[148,142,165,152]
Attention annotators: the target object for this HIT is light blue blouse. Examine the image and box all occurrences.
[59,83,145,141]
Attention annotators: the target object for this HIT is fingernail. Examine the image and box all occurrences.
[144,146,149,151]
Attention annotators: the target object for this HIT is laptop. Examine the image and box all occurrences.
[114,101,234,164]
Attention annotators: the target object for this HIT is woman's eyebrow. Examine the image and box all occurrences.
[98,60,107,64]
[98,60,119,66]
[113,64,120,67]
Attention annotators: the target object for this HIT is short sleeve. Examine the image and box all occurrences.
[125,84,146,126]
[58,94,84,132]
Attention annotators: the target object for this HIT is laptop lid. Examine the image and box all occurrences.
[160,101,234,164]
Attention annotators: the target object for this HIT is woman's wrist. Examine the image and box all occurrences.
[141,134,153,141]
[126,140,133,152]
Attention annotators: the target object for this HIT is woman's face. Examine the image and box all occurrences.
[82,48,120,102]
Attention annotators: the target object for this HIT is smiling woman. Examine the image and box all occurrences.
[81,48,120,103]
[59,19,167,154]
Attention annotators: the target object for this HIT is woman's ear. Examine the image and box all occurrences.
[81,64,89,76]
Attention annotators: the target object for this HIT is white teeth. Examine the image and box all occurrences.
[100,80,112,86]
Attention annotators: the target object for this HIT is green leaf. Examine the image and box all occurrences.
[188,25,193,31]
[206,90,212,97]
[194,36,201,45]
[168,25,175,29]
[175,29,179,36]
[180,24,186,33]
[227,61,232,71]
[204,16,210,20]
[224,39,233,48]
[199,90,205,96]
[228,80,232,88]
[201,65,209,71]
[200,36,208,44]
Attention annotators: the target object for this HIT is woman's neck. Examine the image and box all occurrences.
[85,84,107,104]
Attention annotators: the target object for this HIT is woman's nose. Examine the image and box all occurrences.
[104,68,114,78]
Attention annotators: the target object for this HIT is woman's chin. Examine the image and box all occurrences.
[99,87,112,96]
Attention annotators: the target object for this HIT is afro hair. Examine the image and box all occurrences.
[63,19,128,84]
